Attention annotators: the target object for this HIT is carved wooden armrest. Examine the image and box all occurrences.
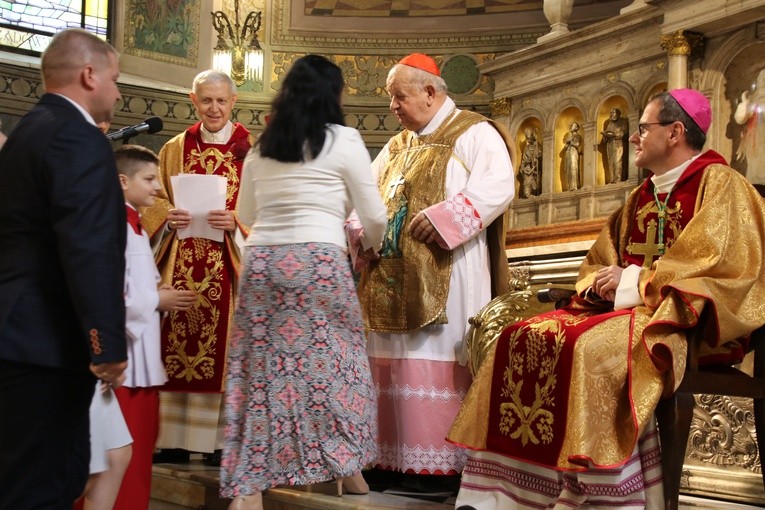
[465,288,532,376]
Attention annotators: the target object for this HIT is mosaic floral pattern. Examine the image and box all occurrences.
[124,0,199,66]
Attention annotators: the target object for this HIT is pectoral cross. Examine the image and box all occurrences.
[626,219,663,269]
[387,175,406,199]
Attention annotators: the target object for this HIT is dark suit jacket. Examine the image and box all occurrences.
[0,93,127,370]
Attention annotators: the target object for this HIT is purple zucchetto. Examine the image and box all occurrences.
[669,88,712,134]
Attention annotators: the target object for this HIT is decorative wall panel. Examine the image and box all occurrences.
[123,0,200,66]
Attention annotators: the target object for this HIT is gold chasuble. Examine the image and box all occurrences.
[141,122,254,392]
[358,110,511,332]
[449,150,765,471]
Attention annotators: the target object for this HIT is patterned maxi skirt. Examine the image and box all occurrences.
[220,243,379,498]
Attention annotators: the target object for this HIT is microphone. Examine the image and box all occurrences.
[106,117,164,141]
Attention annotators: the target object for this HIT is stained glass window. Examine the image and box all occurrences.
[0,0,110,54]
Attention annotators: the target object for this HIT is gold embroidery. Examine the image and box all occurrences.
[359,110,506,332]
[558,312,591,328]
[141,128,253,392]
[633,198,682,237]
[185,146,241,204]
[627,199,683,267]
[626,220,662,269]
[498,318,563,446]
[164,240,224,382]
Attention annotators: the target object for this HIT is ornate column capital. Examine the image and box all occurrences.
[490,97,512,117]
[660,30,705,58]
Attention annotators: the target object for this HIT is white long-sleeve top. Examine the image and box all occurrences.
[238,124,387,251]
[124,206,168,388]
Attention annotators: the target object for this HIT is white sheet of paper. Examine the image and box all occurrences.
[170,174,227,242]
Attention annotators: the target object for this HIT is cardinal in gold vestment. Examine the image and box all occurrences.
[352,53,515,478]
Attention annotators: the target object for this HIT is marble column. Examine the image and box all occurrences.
[488,97,517,189]
[660,30,705,90]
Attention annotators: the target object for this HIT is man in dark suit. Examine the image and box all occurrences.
[0,28,128,509]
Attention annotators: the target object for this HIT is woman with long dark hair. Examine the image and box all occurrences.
[220,55,387,510]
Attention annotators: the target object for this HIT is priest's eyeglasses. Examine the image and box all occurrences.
[637,122,674,136]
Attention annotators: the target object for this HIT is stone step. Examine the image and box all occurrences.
[151,462,454,510]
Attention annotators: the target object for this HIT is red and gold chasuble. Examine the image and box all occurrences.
[144,122,252,392]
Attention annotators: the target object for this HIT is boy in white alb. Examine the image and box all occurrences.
[109,145,198,510]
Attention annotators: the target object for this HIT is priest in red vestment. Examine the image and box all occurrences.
[448,89,765,508]
[141,70,255,463]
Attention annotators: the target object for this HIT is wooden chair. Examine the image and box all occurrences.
[654,319,765,510]
[538,287,765,509]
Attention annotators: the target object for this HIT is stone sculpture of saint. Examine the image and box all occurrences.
[734,69,765,186]
[601,108,628,184]
[518,128,542,198]
[562,121,582,191]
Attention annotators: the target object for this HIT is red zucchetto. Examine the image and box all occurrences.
[399,53,440,76]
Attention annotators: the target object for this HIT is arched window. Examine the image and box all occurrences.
[0,0,110,54]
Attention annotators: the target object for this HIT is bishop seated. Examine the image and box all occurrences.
[447,88,765,509]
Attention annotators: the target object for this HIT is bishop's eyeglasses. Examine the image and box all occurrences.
[637,121,674,136]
